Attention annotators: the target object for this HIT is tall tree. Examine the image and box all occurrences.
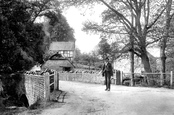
[0,0,45,72]
[98,38,111,60]
[43,11,75,42]
[41,11,75,61]
[0,0,74,72]
[61,0,167,73]
[26,0,60,23]
[160,0,173,85]
[110,41,119,62]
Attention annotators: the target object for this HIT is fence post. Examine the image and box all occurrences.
[45,73,50,101]
[57,72,59,90]
[54,70,57,90]
[170,71,173,87]
[120,71,123,85]
[160,72,163,86]
[115,70,116,85]
[116,70,121,85]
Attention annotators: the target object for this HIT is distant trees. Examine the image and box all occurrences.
[73,48,101,69]
[73,40,119,69]
[74,48,82,63]
[42,11,75,60]
[91,37,121,71]
[97,38,119,62]
[42,11,75,42]
[98,38,111,59]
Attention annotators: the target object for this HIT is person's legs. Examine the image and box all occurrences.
[107,75,111,91]
[105,74,107,90]
[105,72,110,90]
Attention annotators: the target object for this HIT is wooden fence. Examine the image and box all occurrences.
[121,71,174,87]
[59,72,105,84]
[45,70,59,100]
[57,70,174,88]
[25,70,59,106]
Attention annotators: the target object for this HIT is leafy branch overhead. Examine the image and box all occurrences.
[60,0,172,73]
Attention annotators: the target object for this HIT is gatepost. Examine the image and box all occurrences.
[170,71,173,88]
[45,73,50,101]
[116,70,121,85]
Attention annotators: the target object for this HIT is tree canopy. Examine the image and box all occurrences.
[43,11,75,42]
[60,0,173,73]
[0,0,44,72]
[0,0,75,73]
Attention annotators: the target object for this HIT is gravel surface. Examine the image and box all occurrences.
[40,81,174,115]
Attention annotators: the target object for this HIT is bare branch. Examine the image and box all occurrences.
[143,0,149,27]
[30,0,50,23]
[146,37,162,46]
[99,0,133,30]
[134,51,141,57]
[147,6,166,29]
[122,0,136,15]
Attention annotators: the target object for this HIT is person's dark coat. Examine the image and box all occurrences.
[102,62,113,90]
[102,62,113,77]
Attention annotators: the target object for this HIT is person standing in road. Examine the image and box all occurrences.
[102,57,113,91]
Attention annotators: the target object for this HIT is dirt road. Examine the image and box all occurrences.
[40,81,174,115]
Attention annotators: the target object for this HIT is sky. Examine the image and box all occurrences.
[62,6,161,57]
[36,4,160,57]
[62,5,106,53]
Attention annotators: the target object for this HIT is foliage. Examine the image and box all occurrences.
[43,11,75,42]
[90,50,100,65]
[0,0,75,73]
[73,48,101,69]
[60,0,168,73]
[80,54,91,66]
[0,0,44,72]
[166,20,174,72]
[159,0,173,82]
[74,47,82,63]
[98,38,111,59]
[97,38,119,62]
[40,8,75,61]
[41,10,75,61]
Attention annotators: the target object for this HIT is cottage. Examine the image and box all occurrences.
[49,41,75,61]
[43,41,75,72]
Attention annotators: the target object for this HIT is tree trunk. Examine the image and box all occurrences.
[130,7,135,86]
[141,52,152,73]
[130,50,134,86]
[141,51,152,85]
[130,34,134,86]
[160,45,167,85]
[160,0,172,85]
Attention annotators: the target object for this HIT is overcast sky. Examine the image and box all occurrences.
[63,5,106,53]
[62,6,160,57]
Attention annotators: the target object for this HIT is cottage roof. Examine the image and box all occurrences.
[49,42,75,51]
[44,60,75,68]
